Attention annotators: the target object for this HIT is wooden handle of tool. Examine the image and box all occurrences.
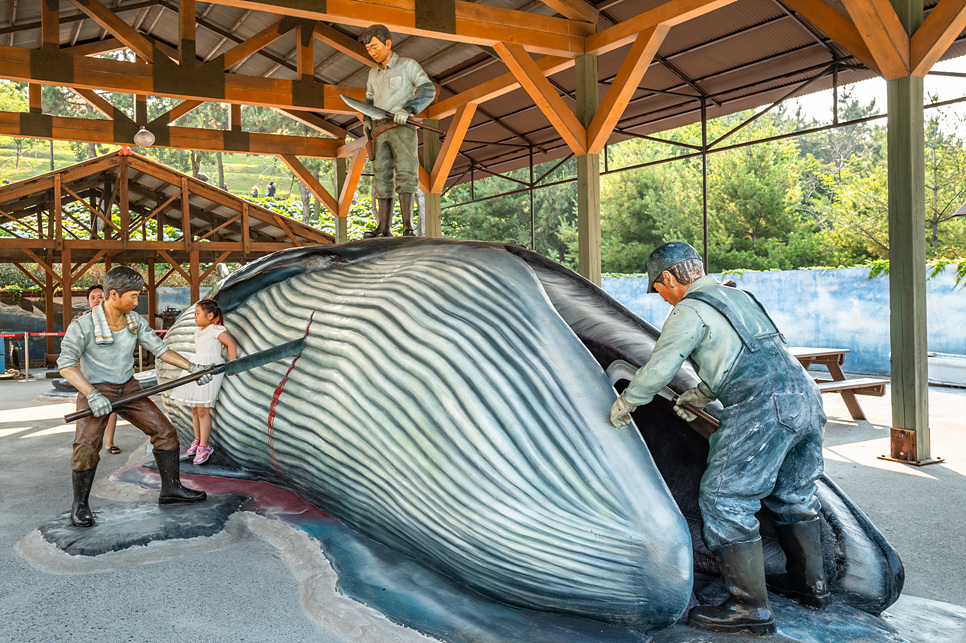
[64,366,220,422]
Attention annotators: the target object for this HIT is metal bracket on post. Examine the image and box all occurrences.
[878,428,944,466]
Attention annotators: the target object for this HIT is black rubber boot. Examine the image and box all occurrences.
[399,193,416,236]
[767,518,832,608]
[688,538,777,636]
[70,468,97,528]
[154,448,207,505]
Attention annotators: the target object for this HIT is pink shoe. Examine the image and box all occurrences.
[186,439,200,456]
[193,445,213,465]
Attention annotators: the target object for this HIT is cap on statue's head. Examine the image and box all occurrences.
[646,242,701,293]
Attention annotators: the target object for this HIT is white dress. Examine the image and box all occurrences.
[171,324,228,408]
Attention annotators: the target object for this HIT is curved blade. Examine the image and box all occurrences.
[340,94,391,121]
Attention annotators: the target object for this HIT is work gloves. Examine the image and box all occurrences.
[674,386,714,422]
[610,393,636,429]
[86,390,112,417]
[189,362,213,386]
[393,109,410,125]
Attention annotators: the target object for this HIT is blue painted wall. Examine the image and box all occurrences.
[603,266,966,376]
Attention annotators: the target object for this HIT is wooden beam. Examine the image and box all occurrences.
[70,87,129,121]
[781,0,882,75]
[279,154,339,215]
[40,0,59,46]
[13,263,45,290]
[221,19,294,70]
[158,249,192,283]
[189,249,201,302]
[839,0,911,78]
[275,108,347,139]
[586,0,738,55]
[149,99,204,126]
[61,247,72,332]
[200,0,591,57]
[313,22,373,66]
[431,102,477,193]
[22,249,63,286]
[494,42,586,155]
[586,26,668,154]
[429,55,573,120]
[65,0,156,62]
[181,176,191,251]
[339,149,367,217]
[180,0,197,64]
[199,250,233,283]
[242,201,250,254]
[0,45,365,113]
[271,213,302,247]
[539,0,599,23]
[0,110,342,158]
[70,249,108,287]
[63,38,126,57]
[297,21,314,79]
[28,83,42,113]
[911,0,966,76]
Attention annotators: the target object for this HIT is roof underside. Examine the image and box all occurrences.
[1,0,964,189]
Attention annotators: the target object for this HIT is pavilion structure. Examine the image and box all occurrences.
[0,146,333,352]
[0,0,961,463]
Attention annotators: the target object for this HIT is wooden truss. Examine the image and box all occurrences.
[0,0,963,197]
[0,148,334,335]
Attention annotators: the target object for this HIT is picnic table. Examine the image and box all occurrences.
[788,347,890,421]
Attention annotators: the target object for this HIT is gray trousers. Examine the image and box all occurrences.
[373,124,418,198]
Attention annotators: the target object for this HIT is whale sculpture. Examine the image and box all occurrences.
[157,238,902,631]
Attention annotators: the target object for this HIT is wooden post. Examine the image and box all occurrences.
[189,249,200,303]
[422,119,442,238]
[61,248,72,334]
[335,158,348,244]
[120,156,130,246]
[575,54,601,285]
[45,271,55,354]
[883,0,936,464]
[147,259,156,330]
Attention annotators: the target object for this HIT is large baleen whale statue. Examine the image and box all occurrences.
[157,238,902,632]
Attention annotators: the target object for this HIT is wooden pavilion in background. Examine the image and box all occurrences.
[0,146,333,353]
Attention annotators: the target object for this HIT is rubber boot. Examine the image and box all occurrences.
[70,468,97,528]
[363,198,394,238]
[688,538,777,636]
[154,448,207,505]
[399,193,416,236]
[766,518,832,608]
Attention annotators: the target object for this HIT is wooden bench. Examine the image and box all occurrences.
[789,347,890,421]
[816,377,888,397]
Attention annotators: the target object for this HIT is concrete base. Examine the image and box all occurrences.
[37,494,248,557]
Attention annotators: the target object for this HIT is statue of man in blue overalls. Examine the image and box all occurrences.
[610,242,831,636]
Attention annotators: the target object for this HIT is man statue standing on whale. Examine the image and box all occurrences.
[59,266,209,528]
[358,24,436,238]
[610,241,831,636]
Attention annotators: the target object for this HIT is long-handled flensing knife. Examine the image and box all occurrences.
[64,337,307,423]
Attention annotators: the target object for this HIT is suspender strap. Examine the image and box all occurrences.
[741,290,786,344]
[683,291,762,353]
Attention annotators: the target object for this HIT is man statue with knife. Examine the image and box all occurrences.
[58,266,208,528]
[359,24,436,238]
[610,242,830,636]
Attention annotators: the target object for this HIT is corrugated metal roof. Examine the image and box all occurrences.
[0,0,963,189]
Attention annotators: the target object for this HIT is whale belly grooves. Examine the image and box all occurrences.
[160,243,693,629]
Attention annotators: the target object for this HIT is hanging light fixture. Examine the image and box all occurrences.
[133,126,155,147]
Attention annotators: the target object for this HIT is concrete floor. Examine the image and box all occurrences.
[1,372,964,642]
